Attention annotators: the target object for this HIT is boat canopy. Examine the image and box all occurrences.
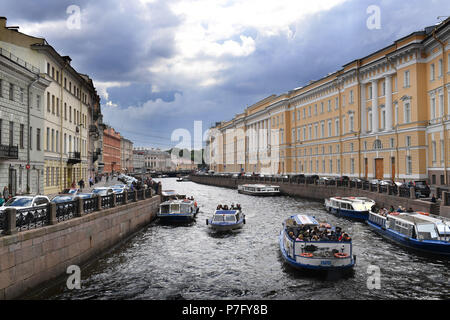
[293,215,319,226]
[215,210,238,215]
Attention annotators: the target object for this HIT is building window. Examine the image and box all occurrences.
[333,119,338,136]
[51,129,54,152]
[46,127,50,151]
[381,108,386,130]
[373,139,382,150]
[390,138,395,149]
[368,111,372,132]
[431,96,436,119]
[404,70,410,87]
[36,128,41,151]
[438,59,443,78]
[20,124,24,149]
[439,93,444,117]
[349,114,354,132]
[327,100,331,112]
[46,167,50,187]
[20,88,24,103]
[0,80,2,97]
[47,92,50,112]
[36,95,41,110]
[320,102,324,113]
[441,140,445,163]
[406,156,412,175]
[430,63,435,81]
[9,121,13,146]
[9,83,14,101]
[368,85,372,100]
[404,102,411,123]
[349,90,354,104]
[351,158,355,174]
[432,141,436,162]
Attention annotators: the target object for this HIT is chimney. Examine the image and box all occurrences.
[0,17,7,29]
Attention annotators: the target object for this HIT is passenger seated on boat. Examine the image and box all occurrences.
[236,204,241,210]
[339,233,351,242]
[397,206,404,213]
[230,203,235,210]
[389,206,395,213]
[288,231,295,240]
[296,234,305,242]
[407,208,414,213]
[223,205,229,210]
[217,204,222,210]
[311,235,320,241]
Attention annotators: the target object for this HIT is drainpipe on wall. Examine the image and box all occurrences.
[432,27,448,186]
[26,75,40,194]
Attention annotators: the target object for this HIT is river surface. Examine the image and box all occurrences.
[27,178,449,300]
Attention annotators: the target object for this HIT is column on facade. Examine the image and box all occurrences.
[361,83,366,134]
[385,75,393,131]
[371,80,379,133]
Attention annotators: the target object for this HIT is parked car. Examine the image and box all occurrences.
[370,179,380,185]
[51,193,92,204]
[413,180,431,198]
[231,174,239,178]
[0,195,50,214]
[318,177,331,185]
[59,188,80,195]
[350,178,364,183]
[91,188,114,197]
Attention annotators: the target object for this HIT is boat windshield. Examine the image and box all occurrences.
[170,204,180,213]
[160,205,170,214]
[181,204,191,213]
[416,224,439,240]
[213,215,224,222]
[224,215,236,222]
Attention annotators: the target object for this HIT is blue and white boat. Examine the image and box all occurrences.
[279,215,355,272]
[324,197,375,221]
[157,198,199,222]
[367,210,450,257]
[206,206,245,231]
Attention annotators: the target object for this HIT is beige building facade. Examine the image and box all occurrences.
[208,19,450,186]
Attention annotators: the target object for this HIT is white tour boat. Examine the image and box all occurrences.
[324,197,375,221]
[237,184,280,196]
[279,215,355,272]
[206,204,245,231]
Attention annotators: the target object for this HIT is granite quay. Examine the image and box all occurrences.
[190,174,450,218]
[0,187,161,299]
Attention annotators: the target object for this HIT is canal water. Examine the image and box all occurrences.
[28,178,449,300]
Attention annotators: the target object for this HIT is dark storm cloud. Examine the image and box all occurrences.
[1,0,447,148]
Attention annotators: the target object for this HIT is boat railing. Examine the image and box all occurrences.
[369,211,387,229]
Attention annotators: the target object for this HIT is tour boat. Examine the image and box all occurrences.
[367,210,450,257]
[157,198,199,222]
[279,215,355,272]
[324,197,375,221]
[176,176,191,182]
[237,184,280,196]
[206,206,245,231]
[161,190,186,202]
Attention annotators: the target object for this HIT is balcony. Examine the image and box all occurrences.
[0,144,19,159]
[67,152,81,165]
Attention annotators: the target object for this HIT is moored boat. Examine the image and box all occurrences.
[206,204,245,231]
[324,197,375,221]
[279,215,355,272]
[157,197,199,222]
[237,184,280,196]
[367,210,450,257]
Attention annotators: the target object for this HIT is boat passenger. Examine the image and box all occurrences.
[296,234,305,242]
[236,204,241,210]
[217,204,222,210]
[223,205,229,210]
[288,231,295,240]
[407,208,414,213]
[389,206,395,213]
[230,203,235,210]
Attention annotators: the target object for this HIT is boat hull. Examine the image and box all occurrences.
[207,219,245,231]
[157,213,197,222]
[367,220,450,257]
[326,205,369,221]
[278,231,355,271]
[238,190,280,197]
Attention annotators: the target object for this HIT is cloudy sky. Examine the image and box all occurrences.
[1,0,448,149]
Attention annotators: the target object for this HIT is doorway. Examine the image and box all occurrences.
[375,159,384,180]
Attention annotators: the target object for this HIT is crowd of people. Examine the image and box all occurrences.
[216,203,242,211]
[372,205,415,217]
[287,221,351,242]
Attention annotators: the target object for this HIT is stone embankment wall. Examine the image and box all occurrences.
[0,195,160,299]
[190,175,446,217]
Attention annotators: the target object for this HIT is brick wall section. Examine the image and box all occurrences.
[0,195,160,299]
[190,175,437,215]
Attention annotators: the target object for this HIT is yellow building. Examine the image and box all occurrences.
[208,18,450,186]
[0,18,100,195]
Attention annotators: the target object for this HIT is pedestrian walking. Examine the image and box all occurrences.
[3,186,9,200]
[78,178,85,191]
[89,177,94,188]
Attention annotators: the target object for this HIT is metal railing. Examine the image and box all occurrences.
[16,205,49,231]
[115,193,124,205]
[127,190,136,202]
[56,200,78,222]
[101,194,114,209]
[0,47,40,73]
[399,186,411,198]
[83,196,98,214]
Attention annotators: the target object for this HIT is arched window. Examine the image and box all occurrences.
[373,139,382,150]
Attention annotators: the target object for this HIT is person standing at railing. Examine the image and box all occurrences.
[3,186,9,201]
